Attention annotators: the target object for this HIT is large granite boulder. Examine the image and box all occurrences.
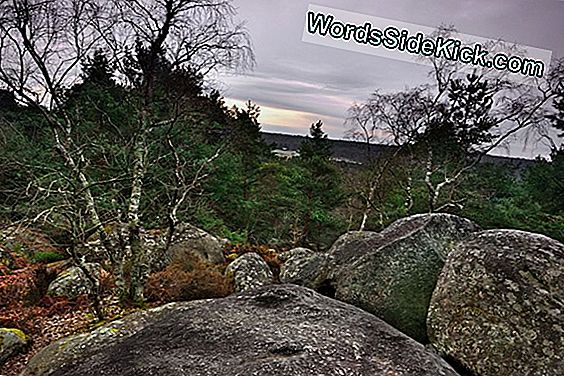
[328,231,388,279]
[21,302,195,376]
[0,328,30,365]
[224,252,273,292]
[23,284,460,376]
[428,230,564,376]
[46,263,101,299]
[334,214,479,342]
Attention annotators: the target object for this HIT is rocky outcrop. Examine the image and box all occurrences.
[0,328,30,365]
[333,214,479,342]
[225,252,273,292]
[427,230,564,376]
[46,263,101,299]
[273,214,479,342]
[23,284,459,376]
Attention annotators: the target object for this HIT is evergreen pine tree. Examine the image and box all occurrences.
[300,120,332,160]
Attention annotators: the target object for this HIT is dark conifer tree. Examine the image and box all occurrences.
[300,120,332,161]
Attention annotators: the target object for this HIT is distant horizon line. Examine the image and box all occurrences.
[260,130,542,162]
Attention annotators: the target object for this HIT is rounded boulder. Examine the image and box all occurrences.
[428,230,564,375]
[279,248,331,292]
[335,213,479,342]
[225,252,273,293]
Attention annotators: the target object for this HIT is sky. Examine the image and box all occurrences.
[216,0,564,158]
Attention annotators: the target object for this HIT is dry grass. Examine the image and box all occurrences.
[145,253,233,303]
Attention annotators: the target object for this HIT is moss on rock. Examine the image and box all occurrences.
[1,328,31,364]
[334,213,480,342]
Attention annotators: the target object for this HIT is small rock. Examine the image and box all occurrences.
[165,223,227,266]
[225,252,273,292]
[47,263,101,299]
[0,328,31,364]
[279,249,331,291]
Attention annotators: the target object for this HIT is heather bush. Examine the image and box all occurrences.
[145,254,233,303]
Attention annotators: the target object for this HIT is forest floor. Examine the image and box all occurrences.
[1,296,140,376]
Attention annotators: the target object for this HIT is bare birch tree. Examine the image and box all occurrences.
[346,25,563,225]
[0,0,254,303]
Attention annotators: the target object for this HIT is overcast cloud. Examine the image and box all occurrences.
[217,0,564,158]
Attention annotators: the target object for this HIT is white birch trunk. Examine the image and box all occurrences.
[127,113,149,303]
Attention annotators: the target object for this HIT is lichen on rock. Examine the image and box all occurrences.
[225,252,273,292]
[428,229,564,376]
[47,263,101,299]
[1,328,31,365]
[279,248,331,291]
[22,284,460,376]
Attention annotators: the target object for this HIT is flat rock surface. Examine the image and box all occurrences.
[25,285,459,376]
